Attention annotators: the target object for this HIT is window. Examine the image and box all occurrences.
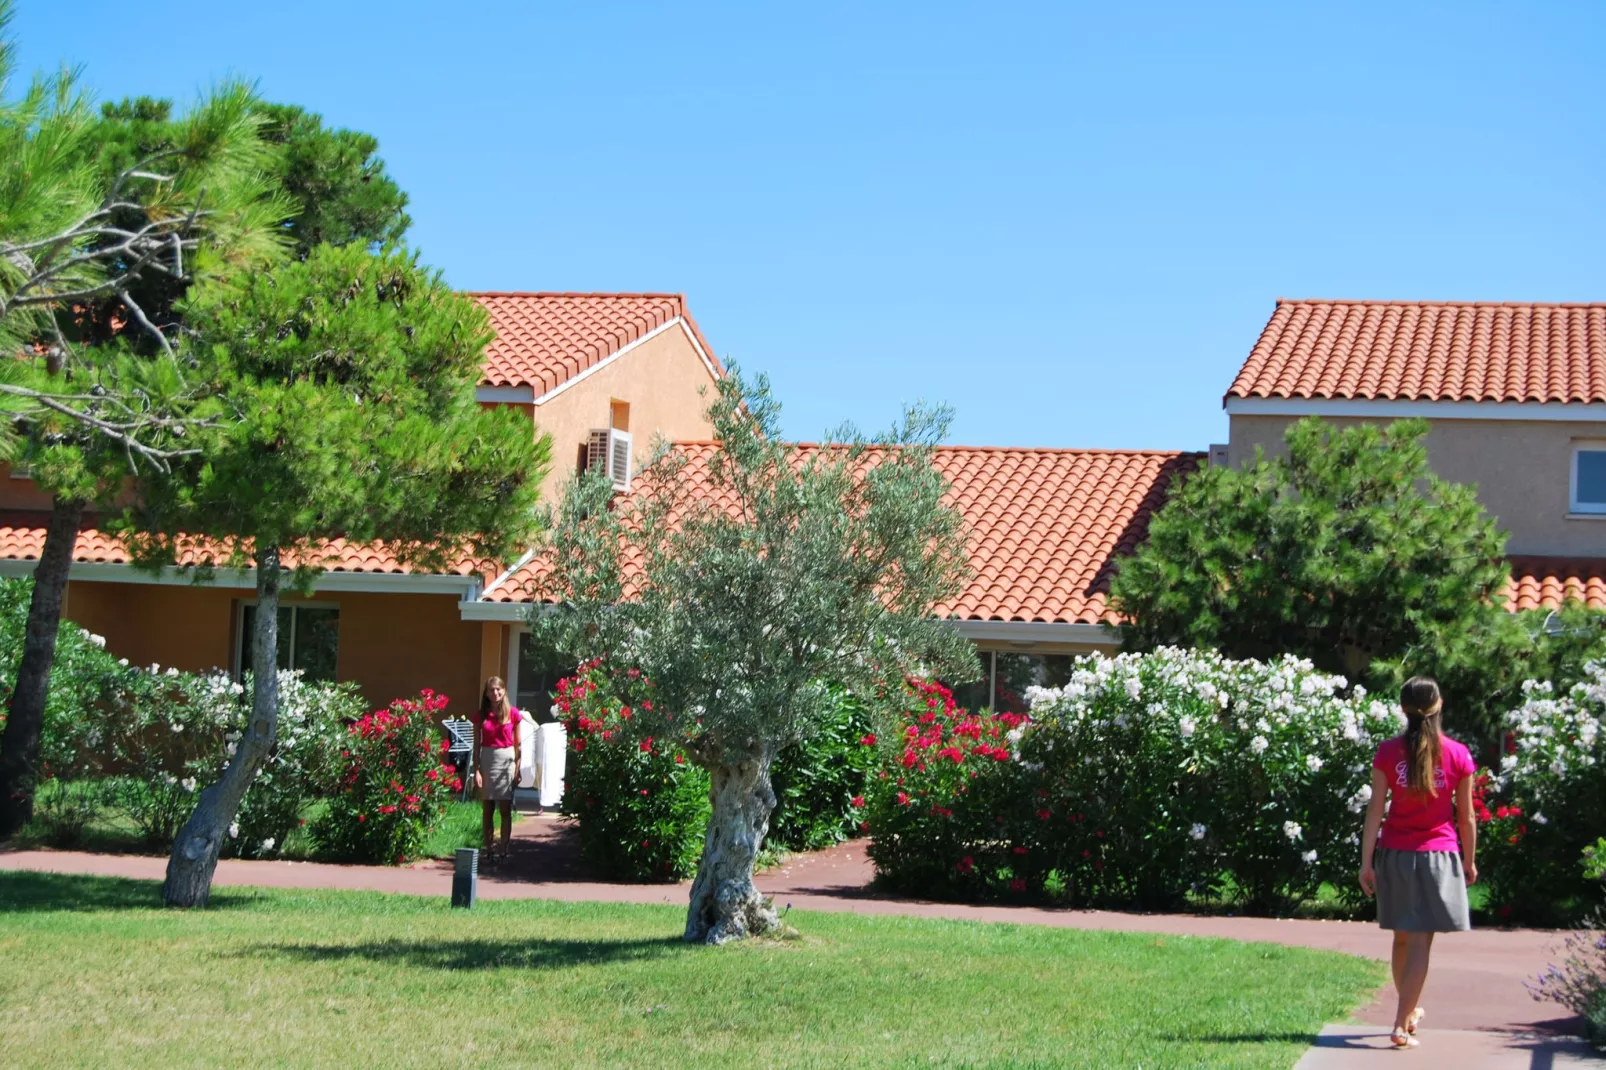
[1573,446,1606,515]
[941,649,1073,713]
[238,603,339,683]
[511,630,569,723]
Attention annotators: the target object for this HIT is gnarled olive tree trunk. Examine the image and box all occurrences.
[684,754,782,944]
[0,495,86,838]
[163,545,281,908]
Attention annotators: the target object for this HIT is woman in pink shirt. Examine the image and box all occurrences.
[474,676,523,864]
[1359,676,1478,1050]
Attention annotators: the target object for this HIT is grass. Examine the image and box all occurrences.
[0,872,1382,1069]
[18,785,508,864]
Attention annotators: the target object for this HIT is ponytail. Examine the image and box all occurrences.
[1400,676,1444,796]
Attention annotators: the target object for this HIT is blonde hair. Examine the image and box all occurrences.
[480,676,512,723]
[1400,676,1444,796]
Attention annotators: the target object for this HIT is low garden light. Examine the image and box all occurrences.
[452,847,478,909]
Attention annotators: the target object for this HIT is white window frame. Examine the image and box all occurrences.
[233,599,341,679]
[1571,442,1606,515]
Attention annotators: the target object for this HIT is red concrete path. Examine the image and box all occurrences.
[0,814,1584,1045]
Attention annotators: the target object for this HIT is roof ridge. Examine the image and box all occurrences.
[1274,297,1606,309]
[667,440,1204,458]
[466,291,686,300]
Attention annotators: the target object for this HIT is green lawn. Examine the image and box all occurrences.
[0,872,1381,1069]
[18,787,502,863]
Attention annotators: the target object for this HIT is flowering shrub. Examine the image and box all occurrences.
[0,578,126,844]
[865,678,1034,899]
[99,667,360,856]
[868,650,1405,913]
[1530,838,1606,1050]
[1481,669,1606,923]
[559,662,710,881]
[311,690,461,864]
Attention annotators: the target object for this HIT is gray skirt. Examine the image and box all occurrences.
[480,746,516,802]
[1376,847,1471,932]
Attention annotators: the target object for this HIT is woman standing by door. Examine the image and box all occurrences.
[1358,676,1478,1050]
[475,676,523,865]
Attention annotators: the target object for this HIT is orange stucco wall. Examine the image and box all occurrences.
[522,323,720,490]
[60,579,493,717]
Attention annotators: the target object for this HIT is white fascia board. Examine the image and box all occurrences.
[531,318,682,406]
[675,318,722,382]
[1224,396,1606,423]
[459,600,532,621]
[0,558,482,597]
[480,547,538,599]
[476,385,536,404]
[949,619,1122,647]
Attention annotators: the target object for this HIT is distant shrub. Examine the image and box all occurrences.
[312,690,461,864]
[558,662,709,882]
[767,688,877,852]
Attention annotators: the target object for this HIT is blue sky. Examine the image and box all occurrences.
[14,1,1605,450]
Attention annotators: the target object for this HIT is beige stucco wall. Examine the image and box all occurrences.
[510,323,719,491]
[60,580,487,715]
[1229,414,1606,557]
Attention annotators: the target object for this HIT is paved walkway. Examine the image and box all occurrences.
[2,815,1596,1067]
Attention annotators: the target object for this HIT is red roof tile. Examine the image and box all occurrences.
[470,292,721,394]
[1228,299,1606,404]
[483,445,1204,626]
[1505,556,1606,612]
[0,512,481,577]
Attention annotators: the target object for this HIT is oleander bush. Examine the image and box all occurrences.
[868,649,1405,914]
[559,661,710,881]
[1478,668,1606,924]
[767,687,878,852]
[311,689,461,865]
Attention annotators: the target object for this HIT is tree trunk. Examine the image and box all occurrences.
[163,545,281,908]
[0,496,85,838]
[683,755,782,944]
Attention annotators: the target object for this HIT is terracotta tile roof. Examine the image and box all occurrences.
[0,512,481,577]
[1505,556,1606,612]
[470,292,721,394]
[483,445,1204,626]
[1228,299,1606,404]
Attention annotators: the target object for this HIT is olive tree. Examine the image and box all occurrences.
[541,368,975,943]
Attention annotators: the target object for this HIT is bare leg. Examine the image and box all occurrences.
[1394,932,1434,1032]
[481,799,495,853]
[498,800,513,855]
[1390,931,1409,996]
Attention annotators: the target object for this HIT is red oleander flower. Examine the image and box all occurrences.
[851,795,865,808]
[956,856,974,874]
[1010,878,1026,892]
[860,733,877,746]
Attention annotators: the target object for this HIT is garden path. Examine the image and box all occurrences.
[1,815,1594,1068]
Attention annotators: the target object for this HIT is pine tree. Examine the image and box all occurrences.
[129,242,550,907]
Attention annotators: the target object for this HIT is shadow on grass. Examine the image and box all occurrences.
[0,870,265,913]
[241,934,690,972]
[1163,1032,1323,1045]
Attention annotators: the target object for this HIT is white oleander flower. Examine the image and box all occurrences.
[86,633,106,648]
[1283,820,1303,841]
[170,722,184,733]
[1301,849,1319,863]
[1190,823,1207,841]
[1534,812,1548,825]
[261,837,276,852]
[165,666,180,677]
[1178,717,1196,738]
[229,823,239,839]
[1124,677,1143,701]
[180,776,197,793]
[1250,736,1269,754]
[1305,754,1323,771]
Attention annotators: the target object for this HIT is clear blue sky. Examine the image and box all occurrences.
[14,1,1605,450]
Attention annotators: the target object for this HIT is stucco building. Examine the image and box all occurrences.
[1223,298,1606,609]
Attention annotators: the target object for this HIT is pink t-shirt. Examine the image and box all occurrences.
[1373,734,1475,852]
[479,707,522,750]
